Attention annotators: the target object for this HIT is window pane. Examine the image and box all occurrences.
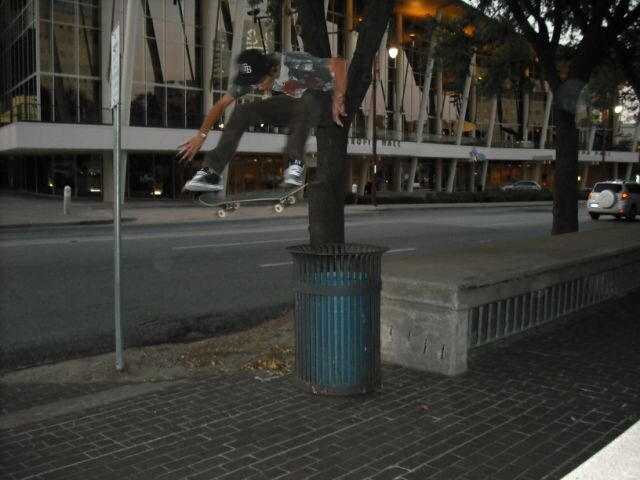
[165,41,184,84]
[40,74,53,121]
[133,33,145,81]
[167,86,184,127]
[76,154,102,197]
[186,89,202,128]
[184,43,199,86]
[53,0,75,24]
[78,27,99,76]
[37,156,53,193]
[54,75,77,122]
[26,29,36,76]
[53,154,75,195]
[144,34,165,84]
[79,4,98,29]
[130,83,147,126]
[39,20,52,72]
[146,85,165,126]
[53,23,76,74]
[128,154,155,198]
[78,78,99,122]
[40,0,53,20]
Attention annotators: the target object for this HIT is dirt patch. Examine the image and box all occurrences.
[1,312,294,384]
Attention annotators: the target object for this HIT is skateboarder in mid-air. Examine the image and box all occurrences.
[178,49,347,192]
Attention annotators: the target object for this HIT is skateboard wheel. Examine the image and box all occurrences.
[287,195,296,205]
[274,203,284,213]
[217,209,227,218]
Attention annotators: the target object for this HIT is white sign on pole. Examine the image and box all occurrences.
[110,24,120,109]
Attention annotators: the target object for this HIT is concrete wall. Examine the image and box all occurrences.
[381,224,640,376]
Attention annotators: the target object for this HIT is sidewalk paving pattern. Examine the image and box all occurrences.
[1,291,638,480]
[1,191,638,479]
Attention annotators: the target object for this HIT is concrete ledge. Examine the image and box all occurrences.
[381,224,640,376]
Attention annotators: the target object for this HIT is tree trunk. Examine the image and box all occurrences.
[308,127,349,245]
[296,0,396,245]
[551,99,579,235]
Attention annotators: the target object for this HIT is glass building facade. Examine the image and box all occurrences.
[0,0,637,199]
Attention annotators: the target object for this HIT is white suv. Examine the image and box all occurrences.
[587,180,640,222]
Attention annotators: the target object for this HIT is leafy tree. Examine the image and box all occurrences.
[581,59,628,149]
[478,0,640,235]
[296,1,397,245]
[613,19,640,121]
[425,9,537,141]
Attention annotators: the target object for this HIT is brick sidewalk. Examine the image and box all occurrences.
[1,291,638,480]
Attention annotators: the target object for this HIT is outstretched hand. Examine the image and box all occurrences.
[177,135,205,163]
[333,94,347,127]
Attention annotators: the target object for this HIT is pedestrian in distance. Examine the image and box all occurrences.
[178,49,347,192]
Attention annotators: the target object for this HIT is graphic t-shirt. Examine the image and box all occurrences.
[228,52,334,99]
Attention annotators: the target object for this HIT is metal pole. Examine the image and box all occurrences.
[111,24,124,371]
[114,103,123,371]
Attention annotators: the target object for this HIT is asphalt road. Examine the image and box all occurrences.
[0,205,621,368]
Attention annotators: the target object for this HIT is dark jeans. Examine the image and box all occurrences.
[203,90,332,173]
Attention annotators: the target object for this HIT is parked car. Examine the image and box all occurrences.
[500,180,542,191]
[587,180,640,221]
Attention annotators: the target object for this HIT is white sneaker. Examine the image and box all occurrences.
[283,161,304,187]
[183,169,223,192]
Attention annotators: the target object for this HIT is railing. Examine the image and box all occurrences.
[467,267,633,349]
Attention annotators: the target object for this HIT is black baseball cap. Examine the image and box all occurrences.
[234,49,271,86]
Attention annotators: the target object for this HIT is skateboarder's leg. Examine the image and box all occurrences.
[283,91,332,186]
[185,96,297,192]
[202,95,298,173]
[285,90,331,161]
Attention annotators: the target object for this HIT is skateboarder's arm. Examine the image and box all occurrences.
[328,57,347,127]
[177,93,236,162]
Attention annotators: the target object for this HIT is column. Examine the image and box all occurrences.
[435,71,443,138]
[407,158,418,192]
[393,159,403,192]
[481,96,497,190]
[435,158,443,192]
[117,0,140,203]
[580,164,589,190]
[632,120,640,153]
[480,158,489,192]
[415,8,441,143]
[522,92,530,142]
[344,0,354,62]
[624,163,633,181]
[587,126,596,152]
[469,162,476,192]
[283,0,292,51]
[533,162,542,184]
[394,14,403,141]
[538,84,553,149]
[219,1,247,193]
[359,158,369,195]
[448,52,475,192]
[202,1,218,112]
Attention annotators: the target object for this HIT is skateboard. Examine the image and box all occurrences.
[198,184,307,218]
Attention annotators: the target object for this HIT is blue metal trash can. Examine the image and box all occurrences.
[287,244,387,395]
